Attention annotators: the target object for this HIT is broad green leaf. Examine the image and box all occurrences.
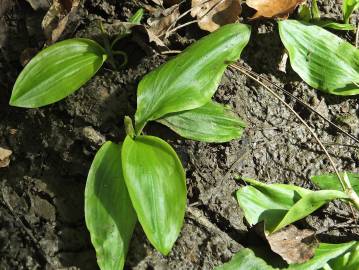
[278,20,359,96]
[134,23,251,133]
[311,172,359,194]
[236,178,348,233]
[85,142,137,270]
[215,248,275,270]
[289,242,357,270]
[343,0,359,23]
[157,101,246,143]
[121,135,186,255]
[10,38,107,108]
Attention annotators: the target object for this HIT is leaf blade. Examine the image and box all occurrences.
[10,38,107,108]
[215,248,274,270]
[278,20,359,95]
[85,141,137,270]
[157,101,246,143]
[122,135,186,255]
[135,23,250,133]
[311,172,359,194]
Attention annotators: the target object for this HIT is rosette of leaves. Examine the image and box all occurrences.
[85,23,250,270]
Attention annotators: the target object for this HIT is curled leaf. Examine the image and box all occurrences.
[0,147,12,168]
[236,178,348,233]
[191,0,242,32]
[246,0,305,19]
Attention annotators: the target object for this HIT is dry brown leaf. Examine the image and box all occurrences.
[266,224,318,264]
[147,4,180,37]
[42,0,80,44]
[246,0,305,19]
[191,0,242,32]
[0,147,12,168]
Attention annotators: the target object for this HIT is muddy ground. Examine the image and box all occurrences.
[1,0,359,269]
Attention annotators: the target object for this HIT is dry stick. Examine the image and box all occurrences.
[236,65,359,145]
[163,0,214,37]
[165,20,198,36]
[230,63,359,211]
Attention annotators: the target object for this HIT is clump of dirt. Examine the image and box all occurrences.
[1,0,359,269]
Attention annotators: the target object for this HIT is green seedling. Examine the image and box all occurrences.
[9,9,144,108]
[223,176,359,270]
[9,22,251,269]
[85,24,250,270]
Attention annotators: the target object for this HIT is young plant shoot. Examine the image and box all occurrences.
[84,23,250,269]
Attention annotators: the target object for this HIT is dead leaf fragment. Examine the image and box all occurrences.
[266,224,318,264]
[147,4,180,37]
[0,147,12,168]
[42,0,80,44]
[191,0,242,32]
[246,0,305,19]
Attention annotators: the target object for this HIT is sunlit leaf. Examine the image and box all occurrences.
[134,23,250,133]
[289,242,357,270]
[122,135,186,255]
[278,20,359,96]
[311,172,359,194]
[236,178,348,233]
[343,0,359,23]
[10,38,107,108]
[157,101,246,143]
[85,142,137,270]
[214,248,274,270]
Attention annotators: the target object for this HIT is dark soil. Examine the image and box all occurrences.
[1,0,359,269]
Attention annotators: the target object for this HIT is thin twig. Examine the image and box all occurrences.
[230,64,345,190]
[236,65,359,145]
[165,20,198,37]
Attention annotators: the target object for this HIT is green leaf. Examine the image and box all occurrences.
[130,8,144,24]
[289,242,357,270]
[157,101,246,143]
[236,178,348,233]
[121,135,186,255]
[311,172,359,194]
[328,242,359,270]
[134,23,251,133]
[85,142,137,270]
[313,20,355,31]
[343,0,359,23]
[215,248,275,270]
[311,0,321,19]
[10,38,107,108]
[278,20,359,96]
